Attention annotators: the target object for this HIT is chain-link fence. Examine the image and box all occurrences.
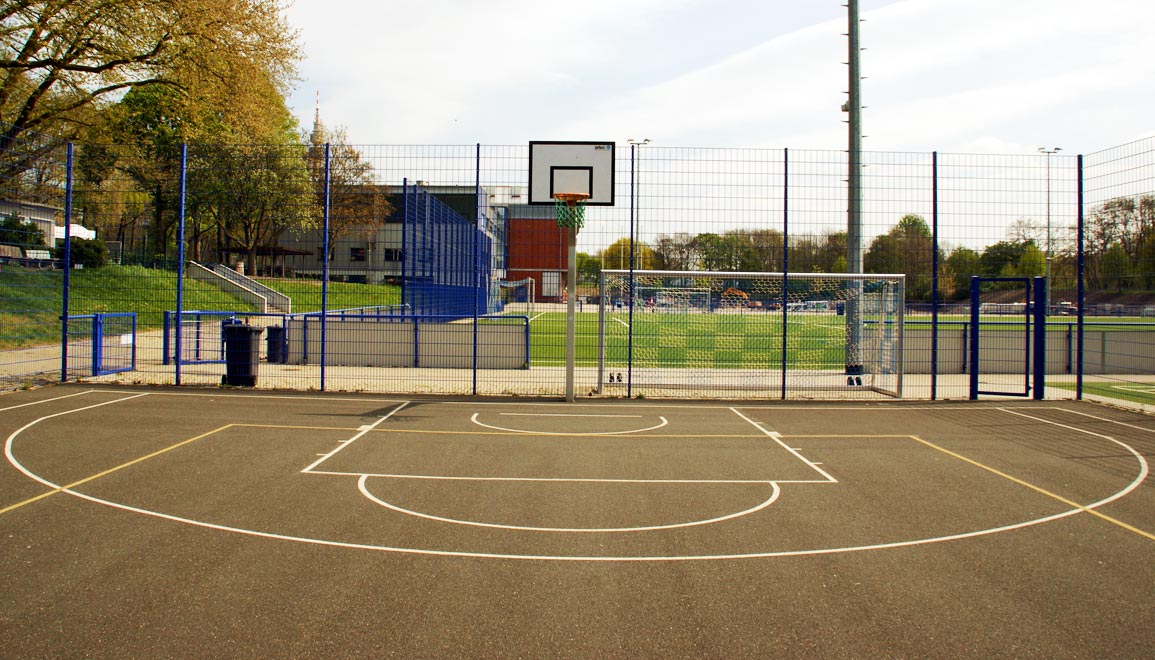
[2,125,1152,404]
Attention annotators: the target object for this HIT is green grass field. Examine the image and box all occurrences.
[520,310,851,368]
[1049,380,1155,406]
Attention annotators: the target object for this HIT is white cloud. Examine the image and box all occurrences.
[286,0,1155,152]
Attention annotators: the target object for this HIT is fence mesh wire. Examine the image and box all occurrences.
[1,125,1152,404]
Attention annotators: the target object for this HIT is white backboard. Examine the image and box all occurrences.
[528,141,616,206]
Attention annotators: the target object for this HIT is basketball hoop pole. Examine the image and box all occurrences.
[565,225,577,402]
[552,192,589,403]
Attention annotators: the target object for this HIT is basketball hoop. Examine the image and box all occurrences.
[553,192,590,230]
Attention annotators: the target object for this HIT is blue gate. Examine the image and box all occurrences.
[969,276,1047,400]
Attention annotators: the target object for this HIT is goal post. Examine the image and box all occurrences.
[597,269,905,398]
[497,277,535,314]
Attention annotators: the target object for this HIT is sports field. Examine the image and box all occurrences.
[520,310,854,369]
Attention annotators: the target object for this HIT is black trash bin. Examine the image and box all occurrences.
[266,326,286,364]
[221,319,263,386]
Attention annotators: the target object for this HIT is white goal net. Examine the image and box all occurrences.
[497,277,535,314]
[597,270,904,398]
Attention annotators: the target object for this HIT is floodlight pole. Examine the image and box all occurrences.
[845,0,865,380]
[1039,147,1061,312]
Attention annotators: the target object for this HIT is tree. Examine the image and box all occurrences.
[601,237,654,270]
[0,0,301,156]
[652,233,695,271]
[304,119,391,262]
[1016,243,1046,277]
[193,140,312,274]
[864,214,936,300]
[943,246,981,300]
[1085,195,1155,291]
[1100,243,1134,293]
[576,252,601,284]
[979,240,1030,278]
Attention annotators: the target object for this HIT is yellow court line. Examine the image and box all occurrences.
[0,424,234,517]
[911,435,1155,543]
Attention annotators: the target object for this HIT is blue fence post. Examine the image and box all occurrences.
[780,148,789,399]
[931,151,939,400]
[626,142,636,397]
[1076,154,1085,400]
[401,179,409,316]
[321,143,331,391]
[163,311,171,365]
[176,143,188,386]
[968,276,980,400]
[61,142,74,382]
[473,143,481,395]
[92,314,104,377]
[1032,276,1047,400]
[131,314,137,372]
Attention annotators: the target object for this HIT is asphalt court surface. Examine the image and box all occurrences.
[3,384,1155,658]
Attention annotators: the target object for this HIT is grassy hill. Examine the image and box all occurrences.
[0,264,401,348]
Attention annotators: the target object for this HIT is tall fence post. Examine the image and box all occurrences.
[931,151,939,400]
[472,144,481,395]
[1032,276,1047,400]
[321,143,331,392]
[1076,154,1085,400]
[175,144,188,385]
[60,142,74,382]
[968,276,980,400]
[780,148,789,400]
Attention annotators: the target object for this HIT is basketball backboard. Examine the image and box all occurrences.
[528,141,616,206]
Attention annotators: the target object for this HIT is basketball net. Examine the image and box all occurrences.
[553,192,589,230]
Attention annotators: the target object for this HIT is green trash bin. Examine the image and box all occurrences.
[222,320,263,387]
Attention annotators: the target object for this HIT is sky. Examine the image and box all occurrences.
[283,0,1155,154]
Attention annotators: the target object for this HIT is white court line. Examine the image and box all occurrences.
[613,318,630,329]
[499,413,643,418]
[1052,407,1155,434]
[310,469,806,484]
[0,388,98,412]
[471,413,668,436]
[729,407,838,484]
[300,401,410,473]
[4,397,1149,561]
[357,474,781,532]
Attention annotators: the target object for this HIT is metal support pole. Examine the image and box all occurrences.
[565,226,577,402]
[321,144,331,391]
[61,143,74,382]
[845,0,864,379]
[1076,155,1085,400]
[780,148,789,400]
[968,276,980,400]
[175,144,188,385]
[931,151,939,400]
[1032,276,1047,400]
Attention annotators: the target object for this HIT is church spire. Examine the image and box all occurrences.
[309,90,326,145]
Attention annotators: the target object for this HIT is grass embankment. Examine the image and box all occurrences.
[255,278,401,313]
[0,266,399,349]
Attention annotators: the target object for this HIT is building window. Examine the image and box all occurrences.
[383,248,403,262]
[350,247,367,262]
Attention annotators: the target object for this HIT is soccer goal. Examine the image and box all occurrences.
[497,277,535,314]
[597,270,905,398]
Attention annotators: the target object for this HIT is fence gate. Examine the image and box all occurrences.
[969,276,1047,400]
